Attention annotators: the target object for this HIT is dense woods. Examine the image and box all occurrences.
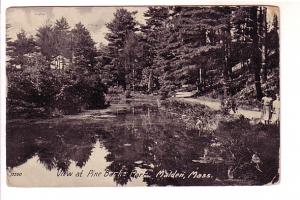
[6,6,279,118]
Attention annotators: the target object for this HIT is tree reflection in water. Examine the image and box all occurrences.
[6,99,279,186]
[7,120,97,173]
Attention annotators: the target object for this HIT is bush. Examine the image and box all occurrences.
[80,75,108,109]
[159,84,177,97]
[124,90,132,98]
[161,99,219,131]
[215,118,280,184]
[7,65,108,118]
[107,85,124,95]
[55,84,83,114]
[6,67,55,118]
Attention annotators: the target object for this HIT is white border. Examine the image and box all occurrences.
[1,1,300,200]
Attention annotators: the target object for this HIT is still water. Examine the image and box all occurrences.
[7,98,239,186]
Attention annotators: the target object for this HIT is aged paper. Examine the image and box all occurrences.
[6,6,280,187]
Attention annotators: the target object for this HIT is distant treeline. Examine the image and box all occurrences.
[6,6,279,118]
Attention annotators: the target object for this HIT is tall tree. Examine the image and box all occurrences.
[7,30,36,68]
[121,32,144,92]
[53,17,72,59]
[153,6,232,94]
[104,8,138,90]
[231,7,253,69]
[266,14,279,71]
[141,6,170,92]
[258,7,268,83]
[36,24,57,62]
[35,18,72,69]
[250,6,263,100]
[71,23,98,74]
[231,6,270,99]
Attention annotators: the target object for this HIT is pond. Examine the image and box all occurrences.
[6,97,278,186]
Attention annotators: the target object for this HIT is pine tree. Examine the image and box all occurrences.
[7,30,36,68]
[266,14,279,71]
[141,6,170,92]
[71,23,98,73]
[154,6,232,94]
[36,24,57,62]
[104,8,138,90]
[231,6,271,99]
[249,6,263,99]
[121,32,144,92]
[53,17,72,60]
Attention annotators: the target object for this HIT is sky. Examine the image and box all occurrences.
[6,7,148,45]
[6,6,279,46]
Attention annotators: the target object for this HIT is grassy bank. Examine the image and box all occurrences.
[161,98,280,185]
[161,98,231,132]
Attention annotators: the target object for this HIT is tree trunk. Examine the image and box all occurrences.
[132,67,135,94]
[260,7,267,83]
[197,67,203,93]
[251,7,263,100]
[148,70,153,93]
[223,29,230,97]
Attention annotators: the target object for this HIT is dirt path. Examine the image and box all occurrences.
[173,97,262,120]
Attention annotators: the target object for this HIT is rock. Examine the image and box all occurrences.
[251,154,261,164]
[134,160,143,165]
[212,157,224,164]
[148,163,155,168]
[93,114,116,118]
[192,157,212,164]
[227,166,234,179]
[210,142,222,147]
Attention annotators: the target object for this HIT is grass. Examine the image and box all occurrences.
[161,98,280,185]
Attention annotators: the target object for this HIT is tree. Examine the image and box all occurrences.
[266,14,279,71]
[231,7,253,69]
[7,20,108,118]
[153,6,232,94]
[230,6,271,99]
[104,8,138,90]
[63,22,106,109]
[250,7,263,100]
[141,6,170,92]
[121,32,144,92]
[36,24,57,62]
[7,30,36,68]
[258,7,267,83]
[53,17,72,60]
[71,23,98,73]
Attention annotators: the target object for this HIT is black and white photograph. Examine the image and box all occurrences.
[5,6,280,187]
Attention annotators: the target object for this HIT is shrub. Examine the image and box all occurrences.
[7,65,108,118]
[124,90,132,98]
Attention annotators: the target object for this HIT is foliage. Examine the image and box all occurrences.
[7,18,107,118]
[161,98,220,131]
[103,8,139,90]
[215,117,280,184]
[7,30,36,67]
[6,6,280,118]
[140,6,170,92]
[138,6,278,101]
[121,32,145,91]
[162,98,279,184]
[71,23,98,72]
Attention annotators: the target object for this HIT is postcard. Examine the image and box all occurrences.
[6,5,280,187]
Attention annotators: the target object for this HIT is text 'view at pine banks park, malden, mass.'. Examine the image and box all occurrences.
[6,6,280,186]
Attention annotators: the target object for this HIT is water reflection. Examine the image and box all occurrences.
[7,99,276,186]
